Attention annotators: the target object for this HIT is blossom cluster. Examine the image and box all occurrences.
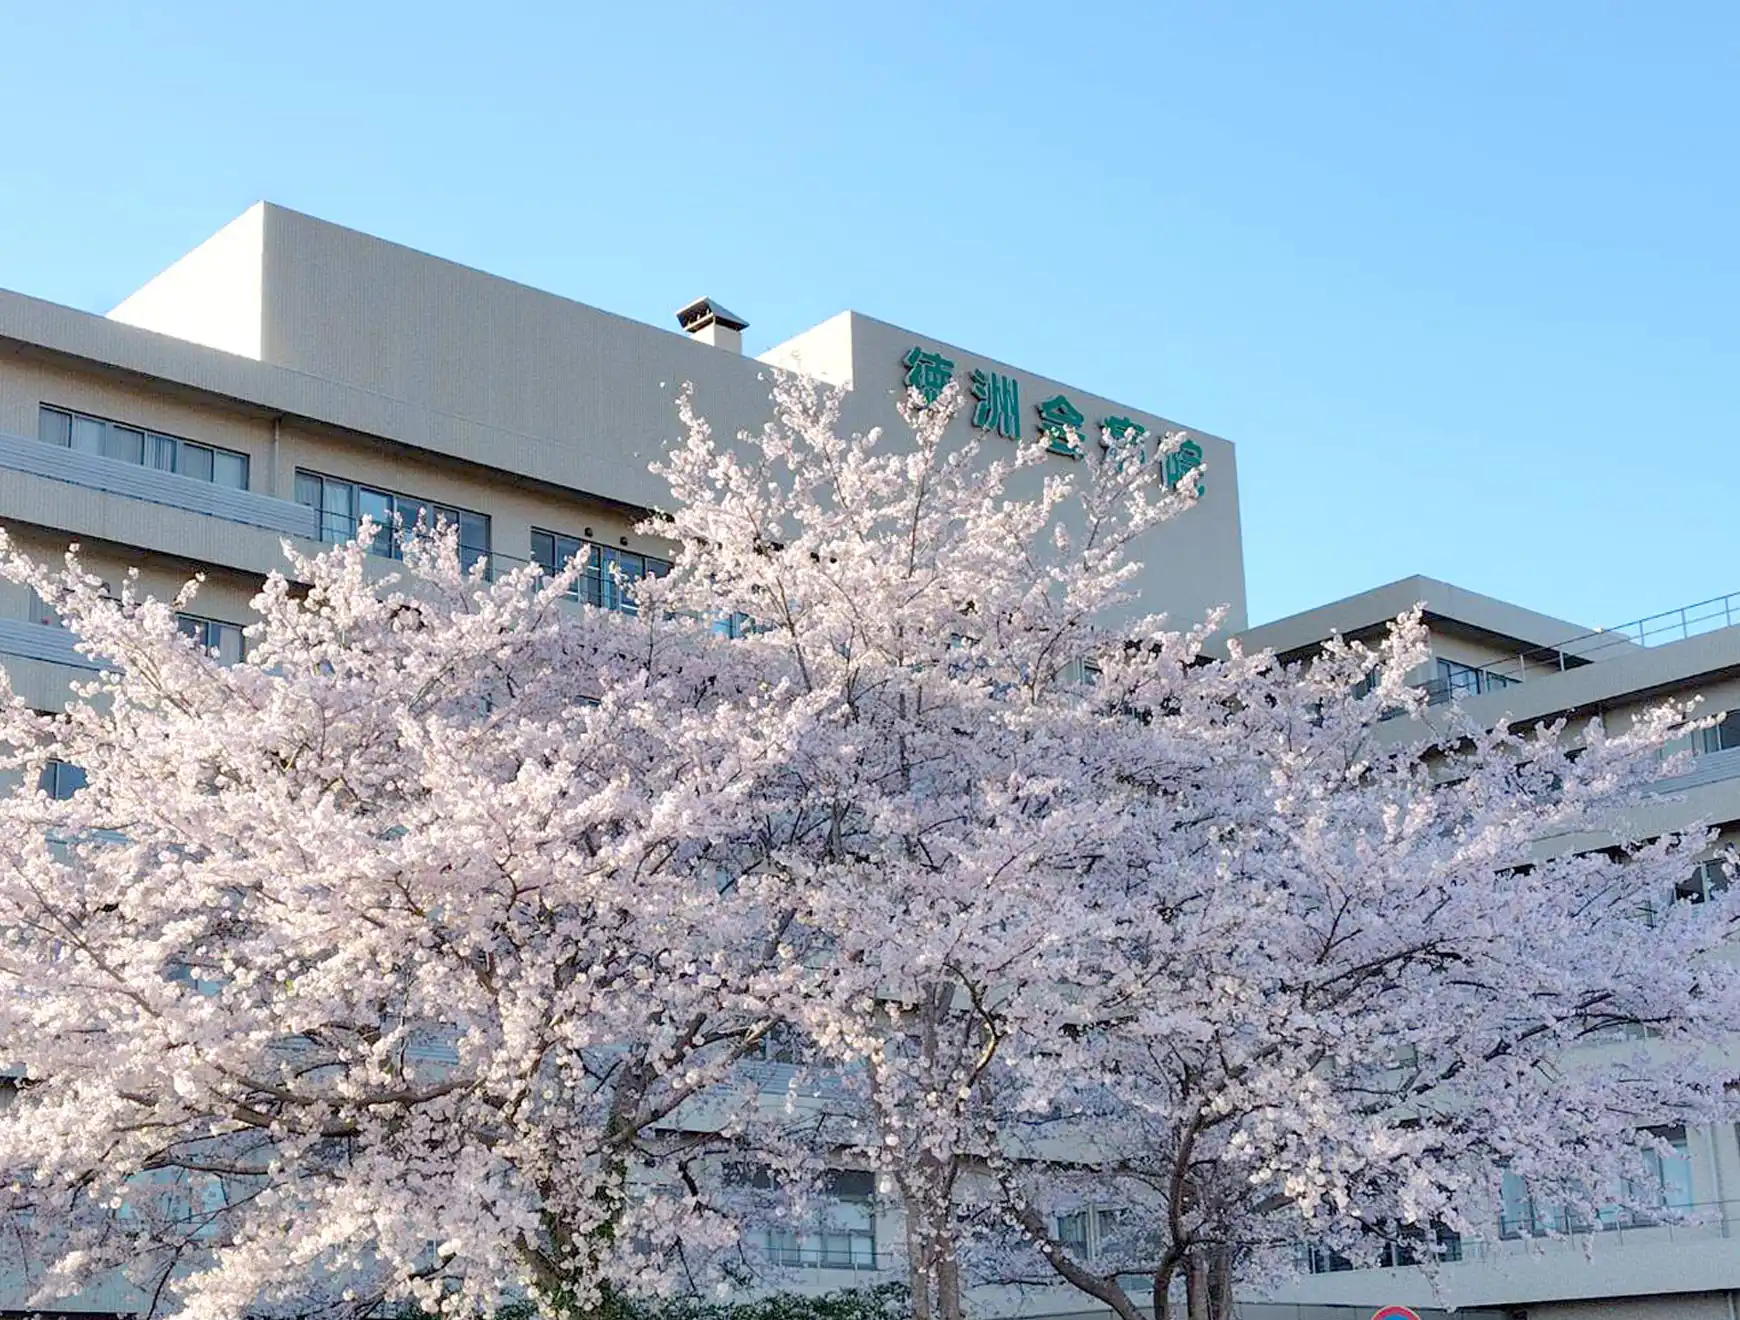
[0,378,1731,1320]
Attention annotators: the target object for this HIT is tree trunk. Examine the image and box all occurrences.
[1208,1245,1235,1320]
[904,1201,965,1320]
[1183,1245,1238,1320]
[1185,1251,1210,1320]
[906,1209,934,1320]
[1152,1252,1180,1320]
[935,1238,964,1320]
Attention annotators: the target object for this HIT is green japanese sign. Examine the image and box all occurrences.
[1035,394,1086,458]
[970,368,1021,440]
[1163,438,1205,494]
[901,347,1205,494]
[1100,416,1148,471]
[902,346,956,405]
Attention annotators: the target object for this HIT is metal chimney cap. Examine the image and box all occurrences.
[675,296,749,334]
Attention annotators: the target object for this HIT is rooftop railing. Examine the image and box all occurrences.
[1300,1197,1740,1283]
[1471,589,1740,689]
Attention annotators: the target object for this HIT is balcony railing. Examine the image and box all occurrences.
[1472,589,1740,688]
[0,430,317,539]
[0,619,101,671]
[1650,743,1740,795]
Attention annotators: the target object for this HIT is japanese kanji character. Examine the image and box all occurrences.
[971,369,1021,440]
[902,346,956,406]
[1036,394,1085,458]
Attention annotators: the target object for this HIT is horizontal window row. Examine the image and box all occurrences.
[294,470,491,572]
[531,528,670,615]
[729,1165,877,1270]
[1306,1222,1464,1273]
[26,592,244,665]
[177,614,246,665]
[1499,1128,1692,1238]
[25,422,674,621]
[38,405,249,490]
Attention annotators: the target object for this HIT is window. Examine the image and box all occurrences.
[1052,1205,1128,1262]
[38,406,249,491]
[1055,1210,1091,1256]
[1060,658,1103,687]
[26,588,59,627]
[1702,711,1740,755]
[749,1022,805,1065]
[1429,658,1517,704]
[26,583,118,629]
[38,759,86,800]
[176,614,245,666]
[1676,859,1731,906]
[530,529,670,616]
[1381,1222,1463,1266]
[1641,1127,1695,1215]
[1307,1221,1461,1271]
[735,1166,876,1269]
[1499,1129,1694,1238]
[294,471,490,572]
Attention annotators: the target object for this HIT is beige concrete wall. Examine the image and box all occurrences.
[832,312,1248,634]
[0,524,258,619]
[0,352,671,574]
[243,205,1245,632]
[1529,1292,1736,1320]
[12,207,1254,631]
[252,204,805,518]
[0,352,273,483]
[1431,630,1537,672]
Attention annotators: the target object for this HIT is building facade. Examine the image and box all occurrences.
[1239,578,1740,1320]
[0,204,1736,1320]
[0,202,1246,1316]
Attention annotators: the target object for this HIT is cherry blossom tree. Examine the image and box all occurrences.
[644,377,1739,1320]
[971,628,1740,1320]
[0,370,1733,1320]
[0,528,830,1319]
[639,377,1211,1320]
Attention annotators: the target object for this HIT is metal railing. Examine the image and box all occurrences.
[0,429,317,538]
[307,513,672,617]
[1474,589,1740,688]
[1297,1197,1740,1286]
[1469,1195,1740,1261]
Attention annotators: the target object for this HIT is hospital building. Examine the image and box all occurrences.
[1,204,1737,1320]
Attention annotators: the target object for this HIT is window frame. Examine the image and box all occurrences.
[1675,858,1731,906]
[176,613,246,665]
[530,527,671,615]
[1702,711,1740,755]
[37,404,250,491]
[38,758,87,801]
[295,470,491,571]
[729,1164,877,1270]
[1435,657,1517,701]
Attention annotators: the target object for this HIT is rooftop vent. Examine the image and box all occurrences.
[675,296,748,353]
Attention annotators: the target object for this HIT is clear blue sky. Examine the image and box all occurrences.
[2,2,1734,630]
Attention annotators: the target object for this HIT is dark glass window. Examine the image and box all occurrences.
[177,614,245,665]
[531,528,671,615]
[38,759,87,800]
[37,405,249,490]
[1676,859,1731,905]
[1703,711,1740,754]
[294,470,491,572]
